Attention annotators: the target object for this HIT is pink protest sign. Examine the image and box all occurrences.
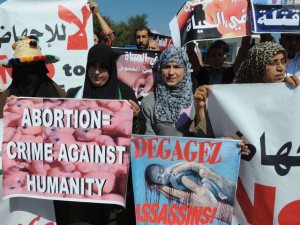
[2,98,133,207]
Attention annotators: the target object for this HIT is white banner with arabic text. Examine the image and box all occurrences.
[0,0,93,92]
[207,83,300,225]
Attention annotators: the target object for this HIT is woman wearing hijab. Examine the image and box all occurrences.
[233,41,297,84]
[141,46,203,137]
[67,43,144,135]
[63,44,143,225]
[67,44,140,117]
[194,41,300,139]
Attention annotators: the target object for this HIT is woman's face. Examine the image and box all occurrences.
[88,62,109,87]
[263,53,286,83]
[161,62,185,87]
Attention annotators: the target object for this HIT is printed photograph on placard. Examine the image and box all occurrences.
[2,97,133,206]
[131,135,241,225]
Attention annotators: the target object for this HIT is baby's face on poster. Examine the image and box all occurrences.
[148,165,171,185]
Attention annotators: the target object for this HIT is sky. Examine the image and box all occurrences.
[94,0,186,35]
[0,0,186,36]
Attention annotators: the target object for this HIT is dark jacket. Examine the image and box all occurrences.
[66,82,146,135]
[195,66,235,86]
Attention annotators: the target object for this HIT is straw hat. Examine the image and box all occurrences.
[0,35,59,68]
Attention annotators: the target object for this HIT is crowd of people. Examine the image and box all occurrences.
[1,1,300,224]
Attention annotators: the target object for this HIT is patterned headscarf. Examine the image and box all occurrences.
[234,42,287,83]
[154,47,193,124]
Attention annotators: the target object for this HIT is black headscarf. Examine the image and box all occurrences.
[82,44,119,99]
[8,61,60,97]
[154,47,193,125]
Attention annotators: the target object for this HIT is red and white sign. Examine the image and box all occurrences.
[207,83,300,225]
[0,0,93,91]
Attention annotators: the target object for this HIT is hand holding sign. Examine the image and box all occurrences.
[285,75,300,87]
[128,100,140,117]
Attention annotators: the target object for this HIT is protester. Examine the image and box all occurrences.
[210,39,230,59]
[67,44,143,131]
[194,42,300,138]
[193,42,300,150]
[141,46,213,137]
[192,41,300,225]
[68,45,133,103]
[0,35,66,225]
[183,42,203,91]
[141,47,194,136]
[89,0,115,46]
[196,41,300,99]
[63,43,143,225]
[148,39,160,51]
[0,35,65,118]
[195,43,234,85]
[194,36,251,86]
[134,26,151,49]
[279,33,300,77]
[140,47,237,223]
[233,41,298,84]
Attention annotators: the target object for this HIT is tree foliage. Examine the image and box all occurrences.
[92,13,213,50]
[93,13,148,47]
[197,40,213,49]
